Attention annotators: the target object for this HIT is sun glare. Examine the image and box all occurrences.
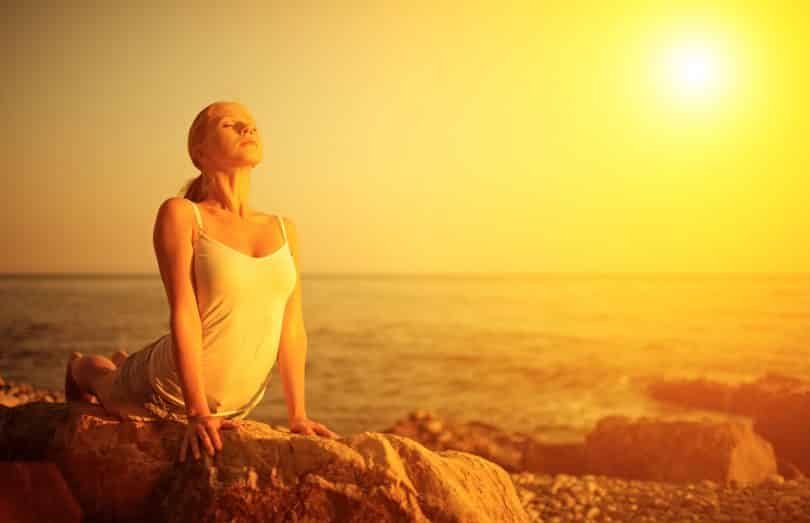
[639,20,755,129]
[661,38,729,105]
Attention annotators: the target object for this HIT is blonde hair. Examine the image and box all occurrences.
[179,100,238,202]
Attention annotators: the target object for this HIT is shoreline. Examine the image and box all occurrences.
[3,373,810,522]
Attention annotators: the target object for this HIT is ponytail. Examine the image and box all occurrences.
[179,101,238,202]
[179,173,207,202]
[180,100,228,202]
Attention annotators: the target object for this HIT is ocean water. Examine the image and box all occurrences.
[1,273,809,441]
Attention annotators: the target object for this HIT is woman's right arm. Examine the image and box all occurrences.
[152,197,210,419]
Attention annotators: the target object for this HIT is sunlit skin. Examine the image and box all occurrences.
[66,102,339,463]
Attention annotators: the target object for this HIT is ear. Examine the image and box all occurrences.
[192,144,206,166]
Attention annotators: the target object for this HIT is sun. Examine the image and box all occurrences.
[662,38,728,103]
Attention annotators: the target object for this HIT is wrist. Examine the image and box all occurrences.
[186,405,211,419]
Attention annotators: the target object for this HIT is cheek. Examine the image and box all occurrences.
[212,133,238,152]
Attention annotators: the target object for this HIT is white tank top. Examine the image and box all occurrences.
[145,199,297,418]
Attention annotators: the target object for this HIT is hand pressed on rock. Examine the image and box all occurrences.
[179,415,240,462]
[289,416,340,439]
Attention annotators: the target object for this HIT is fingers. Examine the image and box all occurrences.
[208,424,223,452]
[196,423,216,456]
[179,432,188,462]
[290,419,340,439]
[189,428,201,460]
[315,424,340,439]
[178,418,238,463]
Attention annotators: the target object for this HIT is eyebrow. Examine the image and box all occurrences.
[216,115,256,125]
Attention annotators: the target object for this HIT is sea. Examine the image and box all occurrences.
[1,273,808,441]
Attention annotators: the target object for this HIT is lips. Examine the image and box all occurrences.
[241,140,257,146]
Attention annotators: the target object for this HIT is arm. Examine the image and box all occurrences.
[276,217,309,422]
[153,197,210,419]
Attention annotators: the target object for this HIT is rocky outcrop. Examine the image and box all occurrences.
[0,462,83,523]
[521,440,588,476]
[383,410,588,475]
[585,416,778,485]
[383,411,783,485]
[647,374,810,476]
[383,410,529,472]
[0,402,529,523]
[646,373,810,418]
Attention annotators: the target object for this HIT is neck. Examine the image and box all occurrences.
[202,166,253,219]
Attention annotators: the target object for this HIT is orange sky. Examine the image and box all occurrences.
[2,2,807,274]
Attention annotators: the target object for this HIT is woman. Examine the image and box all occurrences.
[65,100,339,463]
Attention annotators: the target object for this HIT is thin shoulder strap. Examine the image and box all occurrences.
[187,200,204,231]
[276,214,288,243]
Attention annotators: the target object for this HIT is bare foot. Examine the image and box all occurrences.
[111,350,129,368]
[64,352,99,405]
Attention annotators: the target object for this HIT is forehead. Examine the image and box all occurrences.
[208,105,256,124]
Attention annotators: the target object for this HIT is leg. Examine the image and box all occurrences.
[65,352,117,403]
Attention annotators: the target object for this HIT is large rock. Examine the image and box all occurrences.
[521,440,588,476]
[0,462,83,523]
[647,374,810,476]
[383,410,529,472]
[1,402,529,523]
[585,416,778,485]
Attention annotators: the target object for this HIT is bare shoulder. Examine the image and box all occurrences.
[153,197,195,244]
[156,196,192,218]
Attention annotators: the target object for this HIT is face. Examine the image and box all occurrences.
[194,103,263,170]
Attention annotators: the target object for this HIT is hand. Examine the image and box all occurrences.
[179,415,240,462]
[289,415,340,438]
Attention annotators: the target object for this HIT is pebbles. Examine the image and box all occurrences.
[0,375,64,406]
[511,472,810,523]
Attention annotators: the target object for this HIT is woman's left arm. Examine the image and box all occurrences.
[277,217,340,439]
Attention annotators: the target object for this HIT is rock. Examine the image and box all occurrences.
[752,393,810,478]
[646,374,810,476]
[0,402,67,460]
[2,402,529,523]
[0,395,21,407]
[584,416,777,485]
[777,459,806,480]
[647,377,740,413]
[0,461,83,523]
[522,440,588,475]
[383,411,528,472]
[766,474,785,486]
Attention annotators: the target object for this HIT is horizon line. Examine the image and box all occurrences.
[1,271,809,279]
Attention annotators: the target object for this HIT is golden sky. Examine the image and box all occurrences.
[2,1,807,274]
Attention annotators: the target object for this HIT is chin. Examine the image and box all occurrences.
[236,152,262,166]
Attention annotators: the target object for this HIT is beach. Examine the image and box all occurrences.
[5,373,810,521]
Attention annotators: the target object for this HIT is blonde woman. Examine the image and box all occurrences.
[65,101,339,462]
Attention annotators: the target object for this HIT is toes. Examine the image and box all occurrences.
[110,350,129,367]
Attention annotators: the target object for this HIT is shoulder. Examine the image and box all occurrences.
[152,198,199,243]
[157,196,192,215]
